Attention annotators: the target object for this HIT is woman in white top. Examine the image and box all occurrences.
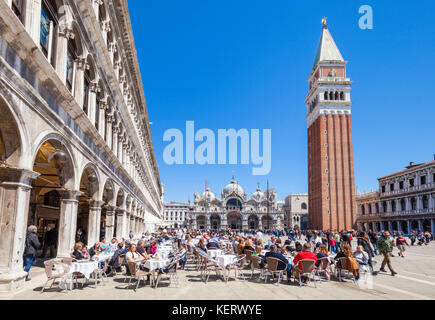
[126,244,146,263]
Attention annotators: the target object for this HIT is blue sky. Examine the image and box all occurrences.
[128,0,435,203]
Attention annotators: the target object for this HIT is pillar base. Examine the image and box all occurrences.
[0,271,27,293]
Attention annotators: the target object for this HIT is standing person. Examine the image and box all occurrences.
[329,236,336,254]
[396,233,409,257]
[76,228,85,243]
[368,231,378,255]
[129,230,134,241]
[357,232,377,275]
[377,231,397,276]
[23,225,40,281]
[41,225,58,259]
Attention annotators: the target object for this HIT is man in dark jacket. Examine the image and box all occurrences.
[265,245,292,282]
[42,225,58,259]
[24,225,40,281]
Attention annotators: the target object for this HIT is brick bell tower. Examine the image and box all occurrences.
[305,19,357,231]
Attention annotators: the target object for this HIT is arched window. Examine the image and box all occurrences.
[329,92,334,100]
[361,205,365,215]
[324,92,328,100]
[411,197,417,210]
[375,203,379,213]
[340,92,345,100]
[66,38,77,91]
[391,200,396,212]
[40,0,58,65]
[12,0,24,22]
[423,195,428,209]
[400,199,406,211]
[335,91,339,100]
[83,68,91,115]
[382,201,387,213]
[301,203,307,210]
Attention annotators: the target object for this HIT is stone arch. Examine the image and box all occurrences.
[0,92,26,167]
[196,214,206,230]
[248,214,259,230]
[79,162,100,200]
[116,188,126,209]
[210,214,221,230]
[32,132,77,189]
[102,178,116,206]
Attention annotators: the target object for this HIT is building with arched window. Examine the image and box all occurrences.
[0,0,162,293]
[356,157,435,234]
[187,177,284,231]
[283,194,309,230]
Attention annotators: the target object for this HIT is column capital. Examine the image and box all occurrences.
[116,208,126,216]
[90,81,101,93]
[105,205,117,213]
[57,189,83,201]
[98,100,108,110]
[59,24,75,39]
[101,20,111,32]
[0,167,39,188]
[89,200,105,209]
[75,57,89,71]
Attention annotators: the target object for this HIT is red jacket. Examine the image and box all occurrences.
[293,250,318,270]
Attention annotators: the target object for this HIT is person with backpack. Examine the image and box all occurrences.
[23,225,40,281]
[377,231,397,276]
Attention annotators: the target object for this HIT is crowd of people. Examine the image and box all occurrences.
[23,224,433,285]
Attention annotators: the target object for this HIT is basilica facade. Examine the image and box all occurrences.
[0,0,162,293]
[188,178,284,230]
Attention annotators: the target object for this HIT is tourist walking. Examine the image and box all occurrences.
[396,233,409,257]
[377,231,397,276]
[23,225,40,281]
[41,224,58,259]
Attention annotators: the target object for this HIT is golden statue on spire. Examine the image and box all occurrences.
[321,17,327,28]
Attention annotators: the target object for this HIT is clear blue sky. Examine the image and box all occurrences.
[128,0,435,203]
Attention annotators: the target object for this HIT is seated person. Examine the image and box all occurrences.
[88,242,101,258]
[136,240,151,259]
[237,240,245,255]
[150,241,159,255]
[196,238,207,253]
[294,241,303,253]
[353,245,369,265]
[206,240,220,250]
[243,240,255,253]
[264,245,292,283]
[100,237,110,252]
[108,242,125,272]
[293,243,318,282]
[315,244,329,268]
[109,238,118,252]
[72,242,86,260]
[284,240,292,252]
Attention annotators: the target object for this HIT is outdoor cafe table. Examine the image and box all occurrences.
[142,258,170,288]
[59,260,99,290]
[91,252,114,263]
[208,249,223,259]
[215,254,237,268]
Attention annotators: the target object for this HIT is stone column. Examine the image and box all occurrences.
[87,200,104,246]
[57,189,83,258]
[407,220,412,233]
[108,42,116,65]
[118,134,123,162]
[388,221,393,232]
[100,20,110,44]
[130,215,136,238]
[397,221,402,232]
[0,168,39,293]
[418,220,423,231]
[73,57,88,108]
[92,0,102,17]
[116,209,126,240]
[98,101,107,138]
[24,0,42,46]
[89,82,99,126]
[105,206,116,241]
[112,126,118,157]
[431,219,435,234]
[105,114,113,149]
[56,25,73,85]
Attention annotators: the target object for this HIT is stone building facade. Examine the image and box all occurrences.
[0,0,163,293]
[283,194,309,230]
[187,178,284,231]
[305,21,357,231]
[356,158,435,234]
[162,202,190,229]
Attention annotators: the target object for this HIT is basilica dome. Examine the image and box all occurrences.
[250,186,264,201]
[202,187,216,201]
[223,178,244,197]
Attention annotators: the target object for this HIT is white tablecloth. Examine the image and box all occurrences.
[91,253,113,263]
[69,261,99,279]
[144,259,169,271]
[216,255,237,268]
[208,249,223,259]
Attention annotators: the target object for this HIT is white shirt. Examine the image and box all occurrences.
[126,251,141,262]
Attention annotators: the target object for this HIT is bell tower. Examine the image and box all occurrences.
[305,20,357,231]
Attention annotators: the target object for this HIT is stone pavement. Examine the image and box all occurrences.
[3,238,435,300]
